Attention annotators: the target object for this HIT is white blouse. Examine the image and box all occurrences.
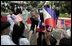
[1,35,30,45]
[1,35,16,45]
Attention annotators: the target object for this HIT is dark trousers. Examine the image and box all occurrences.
[30,17,38,32]
[37,32,46,46]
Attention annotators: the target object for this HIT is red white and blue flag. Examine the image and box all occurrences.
[43,7,57,28]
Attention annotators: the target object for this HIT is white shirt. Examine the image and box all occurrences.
[1,35,16,45]
[19,38,30,45]
[1,35,30,45]
[66,29,71,38]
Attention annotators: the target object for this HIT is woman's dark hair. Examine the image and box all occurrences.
[12,22,25,45]
[40,13,44,23]
[15,8,22,15]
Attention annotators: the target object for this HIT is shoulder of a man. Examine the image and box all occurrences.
[1,35,16,45]
[19,38,30,45]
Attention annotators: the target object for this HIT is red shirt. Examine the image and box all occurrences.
[1,16,7,22]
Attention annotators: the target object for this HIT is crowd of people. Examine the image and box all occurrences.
[1,3,71,45]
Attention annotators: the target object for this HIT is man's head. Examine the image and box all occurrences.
[1,21,10,35]
[31,9,38,15]
[10,3,22,15]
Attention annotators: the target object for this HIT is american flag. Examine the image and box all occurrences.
[61,19,65,29]
[57,18,71,29]
[57,19,64,29]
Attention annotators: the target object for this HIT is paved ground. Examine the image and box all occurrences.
[23,24,61,45]
[23,24,38,45]
[24,30,38,45]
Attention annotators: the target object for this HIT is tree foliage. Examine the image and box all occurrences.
[1,1,71,17]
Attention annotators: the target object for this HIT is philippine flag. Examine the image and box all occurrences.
[43,7,57,28]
